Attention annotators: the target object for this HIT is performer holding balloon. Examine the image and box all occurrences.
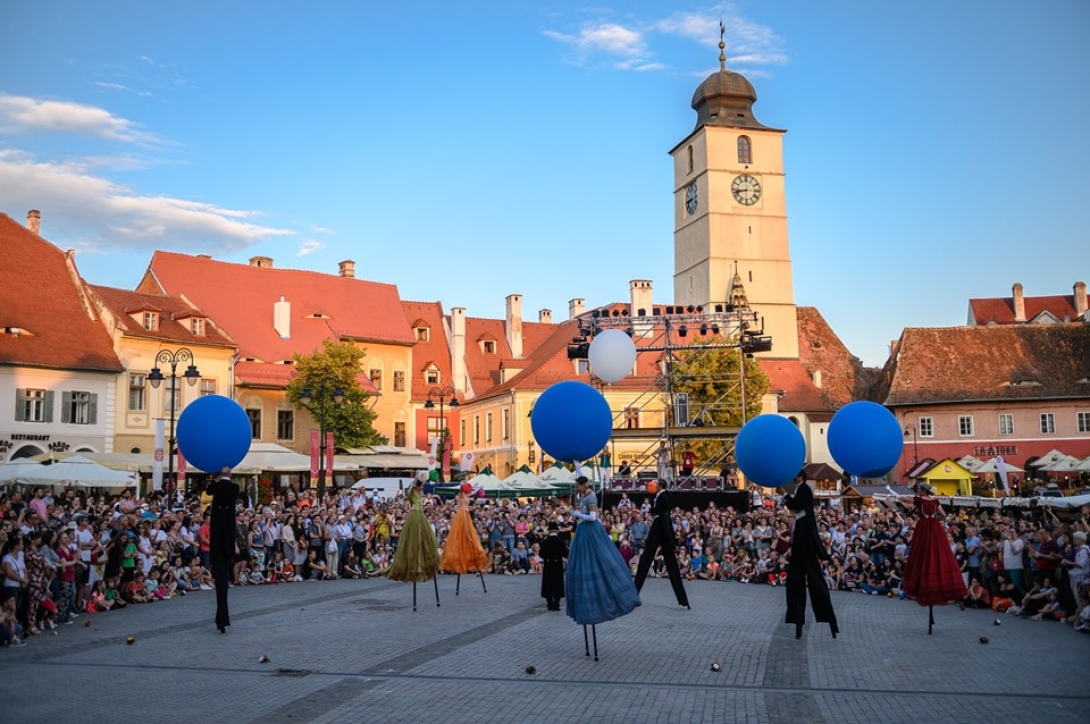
[565,475,641,659]
[633,481,690,609]
[439,484,489,595]
[386,475,441,611]
[900,482,967,634]
[783,472,839,640]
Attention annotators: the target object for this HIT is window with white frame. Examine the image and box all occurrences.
[63,391,96,425]
[16,388,52,423]
[427,416,446,434]
[473,415,480,445]
[199,379,217,396]
[143,312,158,330]
[919,417,934,437]
[425,365,440,385]
[998,413,1014,436]
[1040,413,1055,434]
[575,359,589,375]
[163,386,180,416]
[485,412,493,443]
[1078,411,1090,433]
[393,370,405,392]
[247,409,261,439]
[369,368,382,391]
[502,408,509,440]
[191,318,205,336]
[394,422,406,447]
[958,415,974,437]
[129,374,146,411]
[415,327,429,341]
[481,340,496,354]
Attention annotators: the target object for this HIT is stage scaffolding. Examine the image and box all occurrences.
[570,302,773,483]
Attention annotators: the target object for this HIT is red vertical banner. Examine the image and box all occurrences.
[441,436,452,479]
[177,451,187,485]
[325,431,335,483]
[309,430,319,488]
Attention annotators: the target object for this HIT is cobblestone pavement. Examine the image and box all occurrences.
[2,575,1087,724]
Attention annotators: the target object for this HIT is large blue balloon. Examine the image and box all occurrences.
[735,414,806,488]
[827,401,904,478]
[176,395,252,473]
[530,381,612,464]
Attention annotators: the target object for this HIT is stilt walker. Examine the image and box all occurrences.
[900,483,967,634]
[439,489,489,595]
[633,483,690,609]
[783,473,839,639]
[207,467,239,634]
[565,476,640,660]
[386,476,441,611]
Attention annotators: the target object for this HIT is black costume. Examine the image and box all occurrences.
[207,474,239,633]
[540,530,566,611]
[783,480,838,639]
[633,489,690,608]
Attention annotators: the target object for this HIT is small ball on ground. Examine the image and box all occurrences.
[979,636,989,644]
[126,636,135,645]
[710,663,721,672]
[525,665,536,675]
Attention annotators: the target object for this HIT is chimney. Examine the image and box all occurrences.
[451,307,467,394]
[1074,281,1088,317]
[249,256,273,268]
[538,309,552,324]
[338,260,355,278]
[629,279,653,318]
[812,369,822,388]
[568,297,585,320]
[26,210,40,235]
[273,296,291,339]
[1012,283,1026,322]
[505,294,523,359]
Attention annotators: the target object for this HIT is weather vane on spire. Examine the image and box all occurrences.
[719,19,727,71]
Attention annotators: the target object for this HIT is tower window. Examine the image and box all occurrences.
[738,136,752,165]
[686,145,694,173]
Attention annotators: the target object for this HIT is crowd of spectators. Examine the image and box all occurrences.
[3,480,1088,648]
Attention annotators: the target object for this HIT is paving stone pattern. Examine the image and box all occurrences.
[1,576,1086,724]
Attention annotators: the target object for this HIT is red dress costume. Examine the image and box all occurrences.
[901,496,967,606]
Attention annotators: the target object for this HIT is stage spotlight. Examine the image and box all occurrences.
[678,325,688,337]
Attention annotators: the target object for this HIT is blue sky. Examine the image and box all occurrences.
[2,1,1087,367]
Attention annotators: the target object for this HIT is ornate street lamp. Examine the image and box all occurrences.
[148,347,200,494]
[300,382,344,497]
[423,386,459,482]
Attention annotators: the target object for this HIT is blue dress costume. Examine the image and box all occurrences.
[565,491,641,624]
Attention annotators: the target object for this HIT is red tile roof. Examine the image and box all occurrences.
[796,306,879,408]
[968,294,1079,325]
[761,358,830,412]
[878,325,1090,406]
[141,252,415,364]
[234,360,380,394]
[401,300,451,402]
[89,285,235,348]
[0,214,122,372]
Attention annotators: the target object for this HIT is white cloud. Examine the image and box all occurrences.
[0,149,294,253]
[94,81,155,98]
[545,7,787,74]
[310,225,335,236]
[0,93,162,145]
[297,239,323,256]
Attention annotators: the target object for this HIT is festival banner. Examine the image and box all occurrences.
[310,430,319,487]
[152,419,164,491]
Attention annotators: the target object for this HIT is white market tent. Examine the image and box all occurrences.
[973,457,1025,474]
[0,455,136,489]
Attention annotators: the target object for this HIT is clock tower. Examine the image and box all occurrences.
[671,41,798,358]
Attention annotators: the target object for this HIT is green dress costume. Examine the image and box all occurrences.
[385,488,440,582]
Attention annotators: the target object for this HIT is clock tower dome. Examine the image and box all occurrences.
[670,39,798,358]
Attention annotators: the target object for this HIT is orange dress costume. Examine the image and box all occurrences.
[440,494,489,573]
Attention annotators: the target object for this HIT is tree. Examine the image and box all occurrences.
[670,335,769,469]
[286,339,387,448]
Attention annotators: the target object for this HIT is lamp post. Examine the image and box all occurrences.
[300,382,344,498]
[904,424,919,473]
[528,440,536,470]
[423,386,459,482]
[148,348,200,495]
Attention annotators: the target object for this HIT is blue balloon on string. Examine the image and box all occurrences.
[530,381,612,464]
[828,401,904,478]
[176,395,252,473]
[735,414,806,488]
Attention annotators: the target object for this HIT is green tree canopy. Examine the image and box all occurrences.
[670,335,769,469]
[286,339,387,448]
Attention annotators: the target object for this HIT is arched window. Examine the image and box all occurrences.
[686,145,694,173]
[737,136,752,164]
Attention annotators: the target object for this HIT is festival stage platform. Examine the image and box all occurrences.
[600,488,750,513]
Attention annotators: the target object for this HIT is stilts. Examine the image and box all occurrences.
[591,625,599,661]
[434,576,440,607]
[478,570,487,593]
[412,582,417,612]
[456,574,460,596]
[583,625,590,657]
[928,606,935,635]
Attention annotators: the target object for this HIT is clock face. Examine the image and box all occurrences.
[685,183,698,214]
[731,175,762,206]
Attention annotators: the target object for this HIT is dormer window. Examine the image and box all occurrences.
[415,326,430,341]
[425,364,440,385]
[143,312,159,331]
[481,340,496,354]
[191,318,205,336]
